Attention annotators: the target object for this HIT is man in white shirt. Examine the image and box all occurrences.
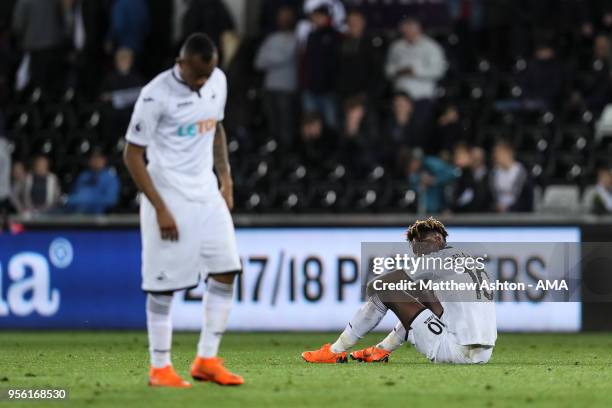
[490,139,533,212]
[385,17,447,101]
[385,17,447,142]
[124,33,243,388]
[302,217,497,365]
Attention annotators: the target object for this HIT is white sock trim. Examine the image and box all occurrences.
[146,293,173,368]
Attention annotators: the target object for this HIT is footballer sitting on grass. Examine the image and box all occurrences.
[302,217,497,364]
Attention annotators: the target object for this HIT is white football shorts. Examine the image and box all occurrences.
[408,309,493,364]
[139,190,241,292]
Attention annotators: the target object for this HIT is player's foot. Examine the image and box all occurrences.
[350,346,391,363]
[301,343,348,363]
[190,356,244,386]
[148,365,192,388]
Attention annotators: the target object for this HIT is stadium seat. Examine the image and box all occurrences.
[308,183,345,212]
[5,105,42,133]
[6,131,31,162]
[544,154,586,185]
[539,185,581,213]
[30,130,62,158]
[348,183,385,213]
[271,184,307,212]
[385,182,418,213]
[77,104,104,130]
[517,126,552,154]
[557,125,592,155]
[42,104,77,133]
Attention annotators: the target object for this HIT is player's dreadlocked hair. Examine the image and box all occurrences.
[406,217,448,242]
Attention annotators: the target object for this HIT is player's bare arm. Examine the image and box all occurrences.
[123,142,178,241]
[214,122,234,210]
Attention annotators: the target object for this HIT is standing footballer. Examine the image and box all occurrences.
[124,33,243,387]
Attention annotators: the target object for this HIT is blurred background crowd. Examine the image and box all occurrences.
[0,0,611,216]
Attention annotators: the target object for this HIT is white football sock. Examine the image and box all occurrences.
[197,278,234,358]
[377,322,407,352]
[330,296,388,353]
[146,293,173,368]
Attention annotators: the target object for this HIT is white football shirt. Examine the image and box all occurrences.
[126,65,227,202]
[412,246,497,347]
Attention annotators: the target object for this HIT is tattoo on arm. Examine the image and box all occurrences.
[213,123,231,182]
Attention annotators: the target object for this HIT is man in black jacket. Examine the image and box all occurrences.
[302,5,340,129]
[451,143,492,213]
[335,9,383,104]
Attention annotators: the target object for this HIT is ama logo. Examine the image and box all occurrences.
[177,119,217,137]
[0,238,71,317]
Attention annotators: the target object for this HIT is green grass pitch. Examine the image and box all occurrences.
[1,332,611,407]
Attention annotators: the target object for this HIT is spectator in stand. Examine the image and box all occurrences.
[101,47,144,105]
[447,0,484,70]
[572,34,612,115]
[433,104,465,156]
[591,166,612,214]
[490,139,533,212]
[12,0,71,96]
[171,0,190,49]
[450,143,491,213]
[384,92,425,163]
[405,148,456,214]
[65,149,120,214]
[296,0,346,47]
[10,161,27,213]
[143,0,172,77]
[522,41,565,111]
[385,17,446,137]
[106,0,150,56]
[471,146,488,184]
[0,136,10,213]
[182,0,236,65]
[302,5,340,129]
[298,111,336,167]
[338,95,375,171]
[65,0,110,99]
[255,6,298,151]
[100,47,145,141]
[16,155,61,214]
[259,0,301,35]
[335,9,378,104]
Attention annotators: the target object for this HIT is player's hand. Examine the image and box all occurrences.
[220,180,234,211]
[156,207,179,241]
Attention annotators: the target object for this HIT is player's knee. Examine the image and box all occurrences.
[209,270,241,285]
[365,278,378,298]
[147,293,173,315]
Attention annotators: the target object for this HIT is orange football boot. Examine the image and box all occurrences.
[148,365,192,388]
[301,343,348,363]
[190,356,244,386]
[350,346,391,363]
